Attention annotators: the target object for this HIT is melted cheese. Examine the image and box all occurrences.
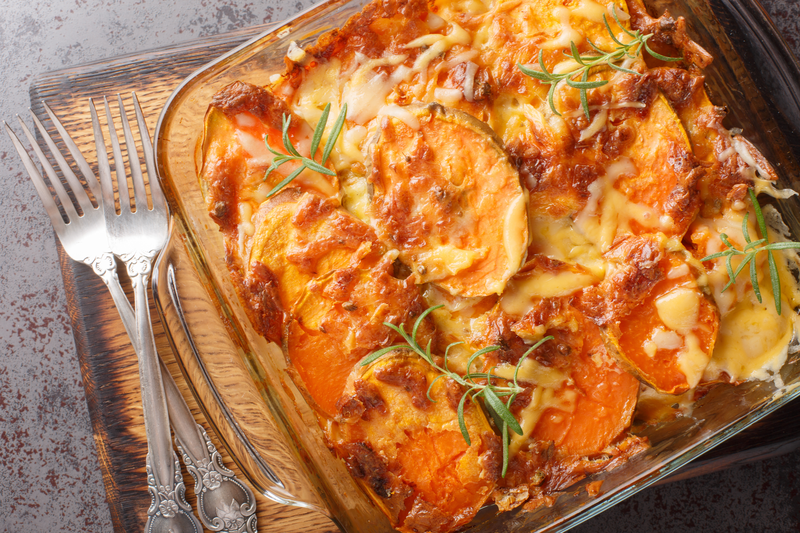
[575,157,668,252]
[292,59,343,127]
[655,288,700,333]
[572,0,608,22]
[541,6,583,49]
[503,193,529,278]
[500,271,597,317]
[706,295,794,382]
[651,328,683,351]
[434,87,464,104]
[529,216,606,278]
[494,358,569,388]
[377,105,420,130]
[579,108,608,141]
[415,245,487,282]
[407,22,471,82]
[342,54,410,124]
[678,332,709,389]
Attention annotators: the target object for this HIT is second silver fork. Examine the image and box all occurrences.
[90,94,196,533]
[93,95,256,533]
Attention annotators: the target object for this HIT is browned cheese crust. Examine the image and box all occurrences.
[196,0,790,531]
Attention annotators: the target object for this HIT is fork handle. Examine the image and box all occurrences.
[125,251,202,532]
[131,257,175,485]
[93,253,254,532]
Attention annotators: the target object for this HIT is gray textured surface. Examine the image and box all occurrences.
[0,0,797,532]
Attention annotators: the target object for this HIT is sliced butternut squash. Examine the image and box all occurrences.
[369,103,528,297]
[246,192,430,417]
[198,81,339,243]
[578,234,719,394]
[330,352,500,533]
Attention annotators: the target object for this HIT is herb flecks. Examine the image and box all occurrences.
[362,305,554,477]
[517,7,681,119]
[701,188,800,315]
[263,103,347,198]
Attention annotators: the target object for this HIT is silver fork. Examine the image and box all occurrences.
[91,94,203,533]
[5,99,256,533]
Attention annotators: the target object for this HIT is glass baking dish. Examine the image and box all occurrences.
[151,0,800,531]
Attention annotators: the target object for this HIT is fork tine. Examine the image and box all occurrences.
[14,115,82,224]
[90,98,117,220]
[131,92,167,216]
[117,94,148,211]
[29,108,96,216]
[3,121,69,234]
[102,96,132,212]
[42,101,102,203]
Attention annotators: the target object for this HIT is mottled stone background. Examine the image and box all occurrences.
[0,0,798,531]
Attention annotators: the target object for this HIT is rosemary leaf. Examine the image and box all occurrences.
[360,345,408,366]
[517,6,681,119]
[458,393,471,446]
[322,103,348,164]
[701,188,800,315]
[363,306,553,477]
[484,386,523,436]
[264,103,347,198]
[501,421,510,478]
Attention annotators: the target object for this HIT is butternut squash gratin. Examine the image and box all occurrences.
[198,0,800,531]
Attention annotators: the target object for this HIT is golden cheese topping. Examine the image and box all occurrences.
[197,0,800,529]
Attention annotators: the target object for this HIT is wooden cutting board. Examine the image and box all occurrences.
[43,16,800,533]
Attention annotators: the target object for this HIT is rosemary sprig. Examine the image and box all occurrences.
[362,305,554,477]
[701,188,800,315]
[263,102,347,197]
[517,7,680,119]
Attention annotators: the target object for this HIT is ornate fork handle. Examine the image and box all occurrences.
[89,250,200,532]
[177,425,257,533]
[127,249,199,532]
[86,250,256,533]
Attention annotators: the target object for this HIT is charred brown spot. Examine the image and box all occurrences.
[355,379,387,417]
[602,123,636,159]
[576,235,667,326]
[402,498,451,533]
[338,442,394,499]
[480,431,503,482]
[626,1,713,68]
[374,360,431,409]
[211,81,292,131]
[240,261,284,343]
[290,194,337,228]
[648,68,703,109]
[444,378,467,412]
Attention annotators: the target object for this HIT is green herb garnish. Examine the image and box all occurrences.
[362,305,553,477]
[263,103,347,197]
[701,188,800,315]
[517,7,681,119]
